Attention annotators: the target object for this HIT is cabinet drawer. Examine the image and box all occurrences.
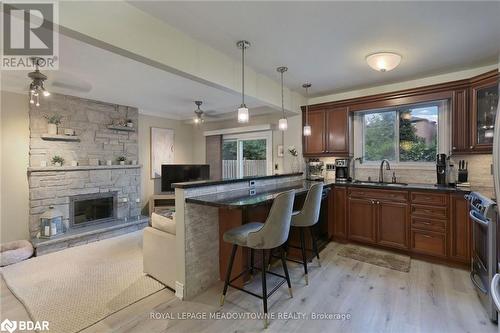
[411,192,448,206]
[411,204,448,219]
[349,188,408,202]
[411,217,446,232]
[411,229,447,257]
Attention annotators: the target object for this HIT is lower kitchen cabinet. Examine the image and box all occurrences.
[348,197,377,244]
[411,229,447,258]
[331,186,347,240]
[335,186,471,266]
[378,201,409,250]
[449,194,471,263]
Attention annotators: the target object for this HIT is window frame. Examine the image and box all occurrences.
[223,130,273,177]
[354,99,449,169]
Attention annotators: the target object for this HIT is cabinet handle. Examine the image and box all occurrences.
[422,234,434,239]
[420,221,432,225]
[452,146,456,150]
[470,146,473,149]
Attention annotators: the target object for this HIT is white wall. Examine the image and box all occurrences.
[138,113,196,210]
[1,91,30,243]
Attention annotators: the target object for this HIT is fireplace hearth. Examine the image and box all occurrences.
[69,192,118,228]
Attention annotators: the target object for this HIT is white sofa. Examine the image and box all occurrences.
[143,212,176,290]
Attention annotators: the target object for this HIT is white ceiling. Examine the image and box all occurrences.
[131,1,500,97]
[1,34,270,120]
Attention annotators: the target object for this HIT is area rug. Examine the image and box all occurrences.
[0,231,166,333]
[337,245,411,272]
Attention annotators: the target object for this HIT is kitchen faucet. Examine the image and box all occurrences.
[379,159,391,183]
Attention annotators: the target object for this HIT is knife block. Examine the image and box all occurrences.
[458,170,468,183]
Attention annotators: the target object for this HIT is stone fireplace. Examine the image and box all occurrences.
[27,93,147,255]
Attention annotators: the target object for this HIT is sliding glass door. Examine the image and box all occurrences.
[222,131,272,178]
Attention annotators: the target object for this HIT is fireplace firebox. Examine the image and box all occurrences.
[69,192,118,228]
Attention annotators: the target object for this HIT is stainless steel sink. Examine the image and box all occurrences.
[352,180,408,187]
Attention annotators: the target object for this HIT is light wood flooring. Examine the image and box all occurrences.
[1,242,497,333]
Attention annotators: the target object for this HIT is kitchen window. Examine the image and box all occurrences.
[354,100,449,166]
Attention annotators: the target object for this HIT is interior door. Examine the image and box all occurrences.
[377,200,409,250]
[348,197,376,244]
[304,110,325,155]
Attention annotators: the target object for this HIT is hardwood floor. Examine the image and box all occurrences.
[1,242,496,332]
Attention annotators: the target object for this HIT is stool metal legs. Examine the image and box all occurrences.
[220,244,237,306]
[310,227,321,267]
[299,228,309,285]
[261,249,268,328]
[280,247,293,298]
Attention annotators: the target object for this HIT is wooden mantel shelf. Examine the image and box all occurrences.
[28,164,142,173]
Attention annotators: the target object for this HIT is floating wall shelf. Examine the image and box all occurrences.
[107,125,136,132]
[41,134,80,142]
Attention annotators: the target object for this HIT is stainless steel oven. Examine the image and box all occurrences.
[467,192,497,322]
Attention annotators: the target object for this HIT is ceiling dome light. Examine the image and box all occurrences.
[366,52,402,72]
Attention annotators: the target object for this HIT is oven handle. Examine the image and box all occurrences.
[491,274,500,310]
[471,270,488,294]
[470,210,489,227]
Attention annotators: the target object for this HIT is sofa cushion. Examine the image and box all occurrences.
[151,212,176,235]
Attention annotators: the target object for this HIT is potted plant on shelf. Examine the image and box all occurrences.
[44,114,63,135]
[117,155,127,165]
[52,155,64,167]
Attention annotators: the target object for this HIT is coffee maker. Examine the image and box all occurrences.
[306,159,324,181]
[436,153,447,185]
[335,158,350,182]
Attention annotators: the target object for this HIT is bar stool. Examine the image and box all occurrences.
[220,190,295,328]
[269,182,323,285]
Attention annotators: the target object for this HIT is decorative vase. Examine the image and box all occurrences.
[54,162,62,167]
[119,161,125,165]
[47,123,57,135]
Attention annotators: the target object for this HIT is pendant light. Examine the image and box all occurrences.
[277,66,288,131]
[302,83,312,136]
[237,40,250,123]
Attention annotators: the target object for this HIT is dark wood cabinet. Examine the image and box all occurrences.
[451,88,470,153]
[378,201,409,250]
[451,71,498,154]
[470,77,498,153]
[303,109,325,155]
[303,107,349,156]
[331,186,347,240]
[449,194,471,263]
[326,107,349,155]
[348,197,377,244]
[339,187,470,266]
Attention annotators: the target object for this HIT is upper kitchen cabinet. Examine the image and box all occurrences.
[302,106,349,156]
[451,70,499,154]
[470,73,499,152]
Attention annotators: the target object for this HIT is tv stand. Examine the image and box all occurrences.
[149,193,175,216]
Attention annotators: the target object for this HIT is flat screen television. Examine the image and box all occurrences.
[161,164,210,192]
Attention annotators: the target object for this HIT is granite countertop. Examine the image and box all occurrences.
[186,179,470,209]
[329,180,470,193]
[186,180,323,208]
[172,172,303,189]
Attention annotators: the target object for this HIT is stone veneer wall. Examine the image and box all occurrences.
[177,174,304,299]
[27,94,141,237]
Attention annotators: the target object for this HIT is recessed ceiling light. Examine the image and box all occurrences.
[366,52,402,72]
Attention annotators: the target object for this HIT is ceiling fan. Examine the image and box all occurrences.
[193,101,220,124]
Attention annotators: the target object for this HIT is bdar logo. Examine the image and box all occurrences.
[0,319,17,333]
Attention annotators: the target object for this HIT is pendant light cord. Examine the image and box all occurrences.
[305,85,309,125]
[281,71,285,118]
[241,45,245,106]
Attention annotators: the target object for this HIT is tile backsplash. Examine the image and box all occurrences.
[309,154,494,198]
